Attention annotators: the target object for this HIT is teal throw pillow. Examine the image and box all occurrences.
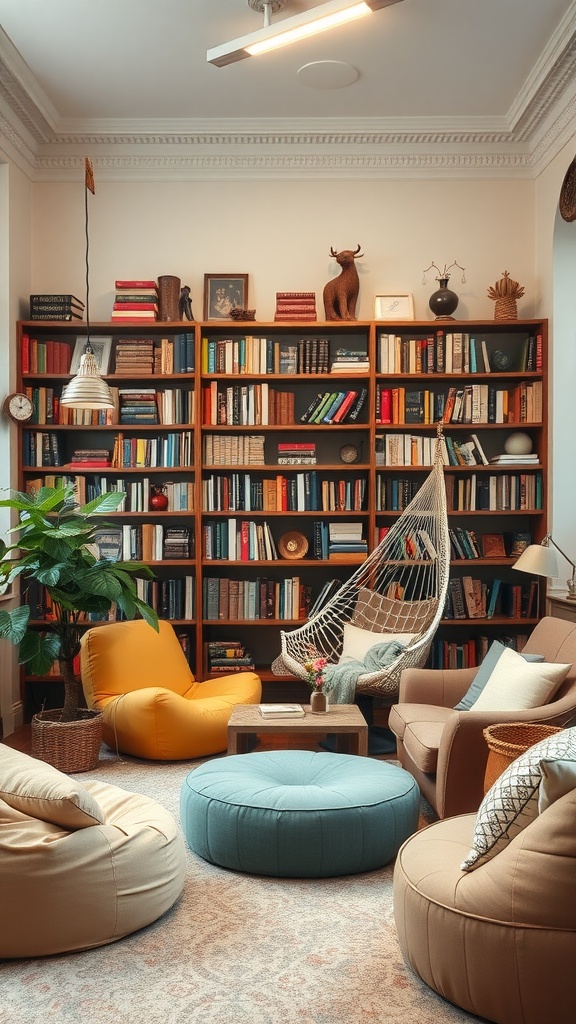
[454,640,545,711]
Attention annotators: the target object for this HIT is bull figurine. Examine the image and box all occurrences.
[323,244,364,321]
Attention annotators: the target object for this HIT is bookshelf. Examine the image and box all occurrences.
[15,317,548,714]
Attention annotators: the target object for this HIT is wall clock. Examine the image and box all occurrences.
[3,392,33,422]
[340,443,360,464]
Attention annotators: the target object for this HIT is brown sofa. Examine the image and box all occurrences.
[388,616,576,818]
[393,787,576,1024]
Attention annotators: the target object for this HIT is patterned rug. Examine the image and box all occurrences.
[1,749,484,1024]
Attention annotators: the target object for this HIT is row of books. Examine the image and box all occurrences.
[445,472,543,511]
[205,641,255,674]
[329,349,369,373]
[375,432,449,467]
[274,291,317,322]
[443,577,539,621]
[25,385,195,427]
[201,334,332,375]
[428,633,530,670]
[92,524,193,562]
[449,528,531,561]
[377,331,543,374]
[203,519,278,561]
[203,434,265,466]
[26,474,194,512]
[29,294,84,322]
[202,471,366,513]
[25,575,194,623]
[203,381,295,426]
[375,382,542,426]
[203,577,312,622]
[112,333,194,373]
[110,431,194,469]
[375,476,421,512]
[300,387,367,424]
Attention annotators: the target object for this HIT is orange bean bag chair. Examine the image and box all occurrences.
[80,619,261,760]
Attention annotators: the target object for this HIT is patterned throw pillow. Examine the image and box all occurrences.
[461,725,576,871]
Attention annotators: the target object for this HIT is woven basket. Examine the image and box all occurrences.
[483,722,563,793]
[31,709,103,773]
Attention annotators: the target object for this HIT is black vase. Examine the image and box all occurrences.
[428,277,459,320]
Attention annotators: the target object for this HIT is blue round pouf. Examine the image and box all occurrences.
[180,750,420,877]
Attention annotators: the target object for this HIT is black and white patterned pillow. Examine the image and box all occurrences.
[461,726,576,870]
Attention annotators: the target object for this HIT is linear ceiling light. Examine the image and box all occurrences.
[207,0,403,68]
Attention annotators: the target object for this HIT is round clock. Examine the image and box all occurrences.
[340,443,360,464]
[3,392,33,423]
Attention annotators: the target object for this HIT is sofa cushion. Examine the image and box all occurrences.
[0,744,105,830]
[340,622,416,663]
[454,640,545,711]
[468,646,570,711]
[461,725,576,870]
[538,757,576,812]
[401,712,453,774]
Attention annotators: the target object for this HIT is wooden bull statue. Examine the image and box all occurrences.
[323,244,364,320]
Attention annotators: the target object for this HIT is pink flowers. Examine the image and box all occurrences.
[304,657,327,691]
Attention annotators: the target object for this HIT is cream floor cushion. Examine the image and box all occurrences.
[0,745,186,958]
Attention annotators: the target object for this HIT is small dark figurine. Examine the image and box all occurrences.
[323,244,363,320]
[179,285,194,321]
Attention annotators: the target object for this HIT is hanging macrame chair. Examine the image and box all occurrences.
[272,442,450,699]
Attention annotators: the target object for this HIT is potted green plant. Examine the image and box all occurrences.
[0,484,159,771]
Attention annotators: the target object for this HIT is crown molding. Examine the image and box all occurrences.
[0,16,574,182]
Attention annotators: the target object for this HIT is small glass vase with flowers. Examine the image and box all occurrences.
[305,656,329,714]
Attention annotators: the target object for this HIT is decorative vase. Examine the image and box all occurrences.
[158,275,181,321]
[428,277,459,320]
[310,690,327,714]
[149,485,169,511]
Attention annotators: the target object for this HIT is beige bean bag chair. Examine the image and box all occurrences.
[0,744,186,957]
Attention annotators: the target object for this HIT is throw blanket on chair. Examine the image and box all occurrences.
[325,641,407,705]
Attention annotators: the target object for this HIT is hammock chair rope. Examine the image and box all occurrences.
[273,433,450,699]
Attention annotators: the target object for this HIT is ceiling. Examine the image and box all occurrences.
[0,0,575,179]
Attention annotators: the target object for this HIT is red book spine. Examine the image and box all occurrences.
[21,333,30,374]
[379,388,392,424]
[115,280,157,289]
[331,390,358,424]
[113,302,158,311]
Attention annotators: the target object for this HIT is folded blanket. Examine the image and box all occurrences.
[325,640,406,704]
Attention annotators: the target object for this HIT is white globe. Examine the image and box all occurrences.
[504,431,532,455]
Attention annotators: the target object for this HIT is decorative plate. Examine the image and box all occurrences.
[278,530,309,560]
[340,443,360,464]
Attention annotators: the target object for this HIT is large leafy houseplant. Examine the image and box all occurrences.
[0,484,159,722]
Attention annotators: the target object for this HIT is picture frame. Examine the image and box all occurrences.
[374,293,414,320]
[70,336,113,375]
[204,274,248,320]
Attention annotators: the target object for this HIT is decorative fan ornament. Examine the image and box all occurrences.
[559,156,576,222]
[487,270,524,321]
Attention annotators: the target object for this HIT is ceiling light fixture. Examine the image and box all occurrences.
[60,158,114,411]
[207,0,404,68]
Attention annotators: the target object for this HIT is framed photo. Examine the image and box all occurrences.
[204,274,248,320]
[374,293,414,320]
[71,336,112,374]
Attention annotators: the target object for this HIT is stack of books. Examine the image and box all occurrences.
[112,280,158,322]
[274,292,317,321]
[330,348,370,373]
[118,388,159,424]
[114,338,155,374]
[162,527,192,560]
[489,452,539,465]
[29,294,84,321]
[328,522,368,560]
[70,447,112,469]
[206,640,255,674]
[277,442,316,465]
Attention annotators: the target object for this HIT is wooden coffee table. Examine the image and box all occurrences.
[227,703,368,756]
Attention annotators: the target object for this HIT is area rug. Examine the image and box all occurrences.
[0,749,484,1024]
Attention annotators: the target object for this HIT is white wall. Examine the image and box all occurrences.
[0,155,32,735]
[535,136,576,593]
[31,177,537,323]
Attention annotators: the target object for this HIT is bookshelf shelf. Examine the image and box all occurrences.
[15,315,548,711]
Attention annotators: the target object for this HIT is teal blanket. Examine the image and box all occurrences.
[324,641,406,704]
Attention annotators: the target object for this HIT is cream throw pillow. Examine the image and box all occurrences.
[340,623,417,664]
[0,744,105,829]
[470,646,570,711]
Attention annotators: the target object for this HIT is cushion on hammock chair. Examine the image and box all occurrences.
[351,588,437,635]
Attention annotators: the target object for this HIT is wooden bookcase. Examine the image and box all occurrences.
[15,317,548,715]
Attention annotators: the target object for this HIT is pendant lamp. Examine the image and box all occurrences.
[60,158,114,410]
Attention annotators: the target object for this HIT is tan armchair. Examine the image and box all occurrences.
[388,616,576,818]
